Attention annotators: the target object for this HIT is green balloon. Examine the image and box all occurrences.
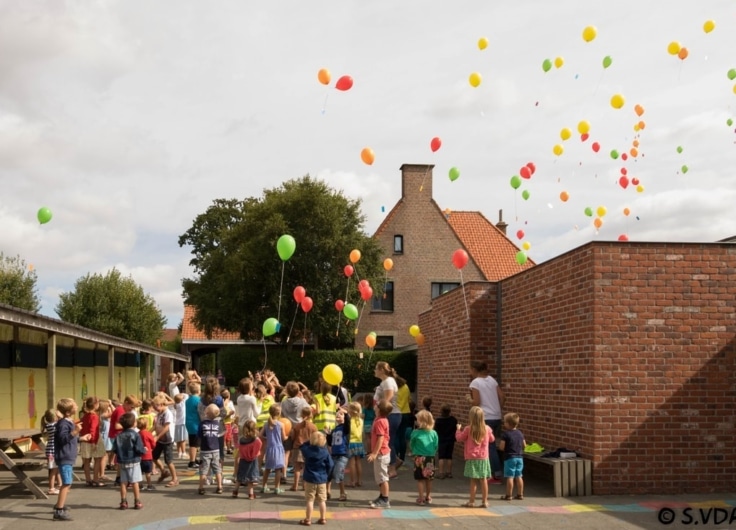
[610,149,619,160]
[727,118,733,127]
[515,251,528,265]
[521,189,530,200]
[276,234,296,261]
[262,317,280,337]
[542,59,552,73]
[681,165,689,174]
[510,175,521,189]
[37,207,53,225]
[602,55,612,69]
[343,303,359,321]
[448,167,460,182]
[676,146,683,153]
[727,68,736,81]
[584,207,593,217]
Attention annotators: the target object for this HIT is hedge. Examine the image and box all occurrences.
[218,346,417,395]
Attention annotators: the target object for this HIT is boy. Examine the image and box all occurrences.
[366,399,393,509]
[53,398,92,520]
[137,417,156,491]
[198,403,224,494]
[152,393,178,487]
[109,395,141,486]
[327,408,350,501]
[433,404,458,479]
[498,412,526,501]
[299,431,334,526]
[113,412,146,509]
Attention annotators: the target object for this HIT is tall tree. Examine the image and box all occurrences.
[0,253,41,312]
[179,176,384,348]
[56,268,166,344]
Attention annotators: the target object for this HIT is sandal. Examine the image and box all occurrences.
[461,501,476,507]
[134,500,143,510]
[165,480,179,488]
[198,488,205,495]
[248,493,256,499]
[119,500,128,510]
[157,470,170,483]
[317,519,327,525]
[215,488,223,494]
[232,491,238,498]
[500,495,512,501]
[48,488,60,495]
[416,497,425,505]
[338,494,348,502]
[298,519,311,526]
[481,501,489,508]
[514,495,524,500]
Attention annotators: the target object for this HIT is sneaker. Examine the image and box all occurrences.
[223,478,233,485]
[261,486,271,493]
[488,478,502,485]
[370,497,391,509]
[145,485,156,491]
[415,497,425,505]
[119,500,128,510]
[134,500,143,510]
[53,509,72,521]
[425,496,433,505]
[274,488,284,495]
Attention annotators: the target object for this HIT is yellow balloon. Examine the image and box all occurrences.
[733,83,736,95]
[554,56,564,69]
[610,94,625,109]
[522,241,531,251]
[633,123,641,132]
[596,206,607,217]
[577,120,590,134]
[322,364,343,386]
[636,185,645,193]
[469,72,482,88]
[478,37,488,50]
[667,41,681,55]
[409,325,420,337]
[582,25,597,42]
[553,144,564,156]
[703,20,715,34]
[560,127,572,141]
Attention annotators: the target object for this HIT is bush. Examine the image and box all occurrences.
[219,346,417,395]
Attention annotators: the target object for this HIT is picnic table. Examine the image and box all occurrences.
[0,429,48,499]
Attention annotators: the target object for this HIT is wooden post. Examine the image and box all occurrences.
[108,346,115,400]
[46,333,56,410]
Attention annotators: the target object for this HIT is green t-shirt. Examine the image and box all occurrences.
[410,428,438,457]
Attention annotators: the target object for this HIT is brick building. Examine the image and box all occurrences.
[417,241,736,494]
[360,164,531,349]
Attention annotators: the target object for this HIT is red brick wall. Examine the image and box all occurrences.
[417,241,736,494]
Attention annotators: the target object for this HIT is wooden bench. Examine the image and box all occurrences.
[523,454,592,497]
[0,451,46,470]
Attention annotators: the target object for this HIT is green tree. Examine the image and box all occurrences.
[0,253,41,312]
[56,268,166,344]
[179,176,384,348]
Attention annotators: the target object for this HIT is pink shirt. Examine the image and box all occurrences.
[455,425,494,461]
[371,417,390,455]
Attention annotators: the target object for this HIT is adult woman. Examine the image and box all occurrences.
[395,376,413,463]
[373,361,403,478]
[468,360,505,482]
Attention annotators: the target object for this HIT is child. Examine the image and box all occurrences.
[79,396,103,486]
[410,410,438,505]
[167,371,184,398]
[198,403,224,495]
[260,404,286,494]
[152,393,178,487]
[498,412,526,501]
[136,417,156,491]
[289,406,317,492]
[366,399,393,509]
[362,395,375,454]
[327,408,350,502]
[233,419,262,499]
[42,409,60,495]
[422,397,433,413]
[185,382,202,469]
[109,395,141,486]
[299,431,334,526]
[53,398,91,520]
[455,406,494,508]
[173,393,188,459]
[347,401,364,488]
[113,412,146,510]
[96,399,113,482]
[139,399,156,433]
[433,404,458,479]
[221,389,236,455]
[312,382,337,434]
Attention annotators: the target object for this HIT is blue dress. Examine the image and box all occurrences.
[264,421,285,471]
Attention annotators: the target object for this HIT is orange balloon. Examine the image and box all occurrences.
[365,334,376,348]
[415,333,425,346]
[594,218,603,229]
[383,258,393,271]
[317,68,331,85]
[623,207,631,216]
[559,191,570,202]
[634,104,644,117]
[630,147,639,157]
[360,147,375,165]
[677,47,689,60]
[638,120,646,130]
[349,249,361,263]
[633,140,640,147]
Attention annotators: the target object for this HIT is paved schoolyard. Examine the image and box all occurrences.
[1,457,734,529]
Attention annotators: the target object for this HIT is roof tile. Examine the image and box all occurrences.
[181,305,242,342]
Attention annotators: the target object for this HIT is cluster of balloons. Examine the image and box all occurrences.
[317,69,354,91]
[322,364,343,386]
[541,57,565,72]
[365,331,377,349]
[468,37,488,88]
[293,286,313,313]
[408,325,425,346]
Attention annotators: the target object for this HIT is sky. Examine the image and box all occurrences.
[1,1,735,328]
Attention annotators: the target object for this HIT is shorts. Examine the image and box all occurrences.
[188,434,200,448]
[59,464,74,486]
[153,442,174,464]
[291,448,304,464]
[120,462,142,484]
[199,450,222,477]
[46,455,56,470]
[503,457,524,478]
[372,453,390,485]
[331,455,348,484]
[140,460,153,474]
[174,425,188,443]
[94,438,107,458]
[437,441,455,460]
[304,482,327,502]
[348,442,364,458]
[283,437,294,451]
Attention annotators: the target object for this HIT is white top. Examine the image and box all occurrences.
[236,394,260,425]
[374,377,400,414]
[155,407,174,443]
[174,397,187,426]
[469,375,502,420]
[168,381,180,398]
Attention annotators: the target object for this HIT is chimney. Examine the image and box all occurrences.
[400,164,434,201]
[496,209,508,235]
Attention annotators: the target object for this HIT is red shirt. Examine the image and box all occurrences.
[371,417,390,456]
[80,412,100,445]
[139,429,155,462]
[108,405,125,439]
[238,437,263,462]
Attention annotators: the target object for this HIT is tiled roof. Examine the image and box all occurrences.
[447,211,534,281]
[181,305,243,343]
[373,199,403,238]
[161,328,179,342]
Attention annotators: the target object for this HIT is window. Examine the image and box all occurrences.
[375,335,394,351]
[393,235,403,254]
[431,282,460,299]
[371,282,394,312]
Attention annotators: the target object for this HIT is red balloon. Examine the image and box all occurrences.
[520,166,531,179]
[592,142,600,153]
[300,296,313,313]
[580,133,589,142]
[335,75,353,91]
[621,168,627,176]
[618,234,629,241]
[516,230,524,240]
[360,286,373,301]
[358,279,370,292]
[619,176,629,189]
[452,249,469,269]
[631,177,640,185]
[334,299,345,311]
[430,137,442,152]
[293,286,306,304]
[621,153,628,161]
[343,265,354,278]
[526,162,536,175]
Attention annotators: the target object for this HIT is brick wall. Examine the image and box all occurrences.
[417,241,736,494]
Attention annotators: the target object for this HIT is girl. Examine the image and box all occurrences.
[139,400,156,433]
[98,399,114,475]
[260,404,286,494]
[43,409,60,495]
[362,394,375,455]
[255,383,273,470]
[221,389,236,455]
[312,382,337,434]
[373,361,402,478]
[410,410,438,505]
[174,393,188,459]
[79,396,103,487]
[455,406,495,508]
[347,401,364,487]
[233,419,262,499]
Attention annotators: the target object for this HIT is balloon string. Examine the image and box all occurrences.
[321,91,330,115]
[302,312,308,347]
[459,269,470,320]
[419,165,431,193]
[344,277,351,304]
[277,261,285,322]
[355,300,366,336]
[286,304,299,343]
[592,69,605,97]
[261,339,268,371]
